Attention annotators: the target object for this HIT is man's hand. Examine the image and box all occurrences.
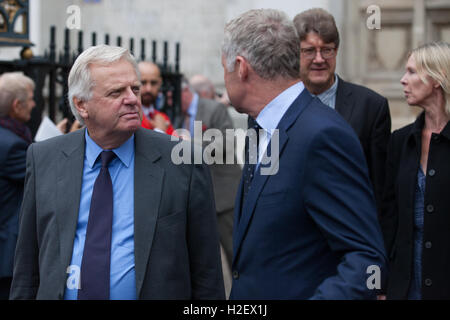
[377,295,386,300]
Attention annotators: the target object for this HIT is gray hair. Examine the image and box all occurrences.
[293,8,340,48]
[0,72,35,117]
[222,9,300,80]
[68,45,140,125]
[189,74,215,99]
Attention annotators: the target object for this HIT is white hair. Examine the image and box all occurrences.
[68,45,140,124]
[0,72,35,117]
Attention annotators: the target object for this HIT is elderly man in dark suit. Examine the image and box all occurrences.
[293,8,391,216]
[223,8,387,299]
[10,45,224,300]
[0,72,35,299]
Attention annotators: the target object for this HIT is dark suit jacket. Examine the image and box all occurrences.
[230,89,387,299]
[195,98,242,213]
[335,76,391,215]
[10,128,225,299]
[380,113,450,299]
[0,127,28,278]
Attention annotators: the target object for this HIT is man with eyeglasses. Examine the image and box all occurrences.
[294,8,391,220]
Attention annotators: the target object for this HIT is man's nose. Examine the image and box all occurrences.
[124,87,139,104]
[312,50,326,63]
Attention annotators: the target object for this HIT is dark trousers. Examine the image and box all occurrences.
[0,277,12,300]
[217,208,234,268]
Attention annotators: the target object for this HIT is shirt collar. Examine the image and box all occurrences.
[315,73,338,99]
[256,81,305,131]
[187,93,199,117]
[85,128,135,168]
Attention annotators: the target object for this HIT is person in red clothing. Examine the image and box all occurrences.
[138,61,174,135]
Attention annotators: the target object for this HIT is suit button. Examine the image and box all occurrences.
[425,278,432,287]
[428,169,436,176]
[425,241,432,249]
[232,271,239,279]
[426,205,434,213]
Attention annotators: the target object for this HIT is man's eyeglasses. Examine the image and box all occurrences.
[300,47,336,60]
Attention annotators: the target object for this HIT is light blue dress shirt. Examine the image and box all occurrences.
[255,81,305,168]
[185,93,199,137]
[311,74,339,109]
[64,129,136,300]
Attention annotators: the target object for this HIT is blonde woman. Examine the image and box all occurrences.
[381,41,450,299]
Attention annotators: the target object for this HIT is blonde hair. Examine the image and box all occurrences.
[0,72,35,117]
[411,41,450,115]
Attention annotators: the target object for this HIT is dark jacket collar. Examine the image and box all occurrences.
[407,111,450,145]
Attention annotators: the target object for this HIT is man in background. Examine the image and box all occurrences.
[293,8,391,215]
[138,61,174,135]
[0,72,35,299]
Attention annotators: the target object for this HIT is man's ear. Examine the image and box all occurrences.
[236,56,248,81]
[73,97,88,120]
[8,99,21,118]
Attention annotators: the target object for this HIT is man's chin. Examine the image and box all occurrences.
[141,96,155,107]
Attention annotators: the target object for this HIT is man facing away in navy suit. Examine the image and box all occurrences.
[221,8,387,299]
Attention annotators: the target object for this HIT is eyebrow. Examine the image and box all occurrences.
[106,83,141,94]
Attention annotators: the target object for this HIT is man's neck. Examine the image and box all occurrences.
[305,76,335,96]
[87,128,135,150]
[249,78,301,119]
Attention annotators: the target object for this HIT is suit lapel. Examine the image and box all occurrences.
[55,130,85,288]
[133,129,164,298]
[335,76,355,122]
[233,90,313,265]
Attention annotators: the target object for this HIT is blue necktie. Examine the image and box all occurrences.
[241,119,261,207]
[78,151,116,300]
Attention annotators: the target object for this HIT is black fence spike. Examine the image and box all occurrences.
[63,28,70,64]
[129,38,134,55]
[105,34,110,45]
[78,30,83,55]
[163,41,168,71]
[175,42,180,73]
[49,25,56,62]
[140,38,145,61]
[92,32,97,46]
[152,40,157,63]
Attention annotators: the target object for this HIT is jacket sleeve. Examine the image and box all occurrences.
[304,124,388,299]
[186,162,226,299]
[9,144,40,300]
[368,98,391,216]
[379,133,399,260]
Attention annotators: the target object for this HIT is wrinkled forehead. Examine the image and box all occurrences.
[90,59,139,86]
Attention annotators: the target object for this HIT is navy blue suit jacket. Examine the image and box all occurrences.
[230,89,387,299]
[0,126,28,278]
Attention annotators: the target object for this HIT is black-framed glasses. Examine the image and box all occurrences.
[300,46,336,60]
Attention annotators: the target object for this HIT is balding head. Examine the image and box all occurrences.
[189,74,216,100]
[138,61,162,106]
